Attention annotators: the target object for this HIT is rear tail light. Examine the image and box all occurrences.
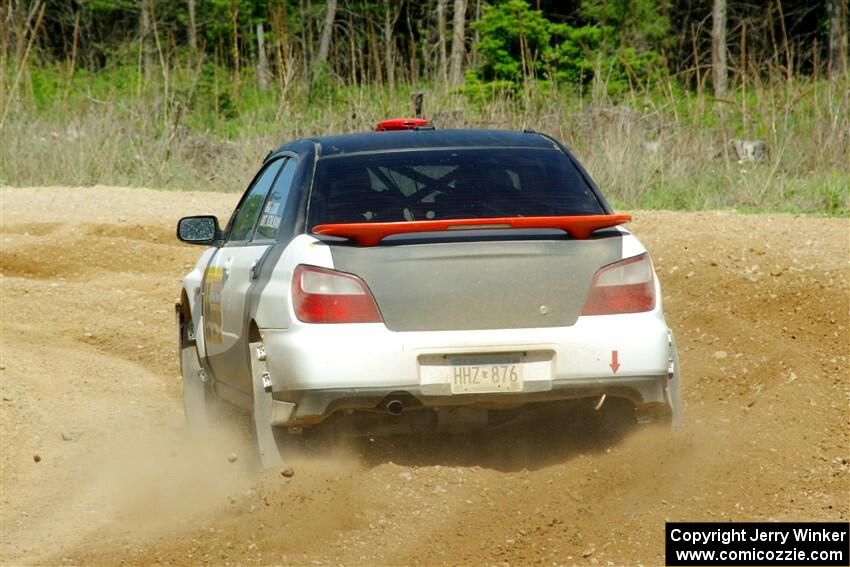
[292,265,382,323]
[581,253,656,315]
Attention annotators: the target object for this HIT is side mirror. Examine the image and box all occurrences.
[177,215,221,245]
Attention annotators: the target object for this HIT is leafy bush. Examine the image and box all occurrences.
[472,0,554,83]
[454,73,518,103]
[471,0,669,95]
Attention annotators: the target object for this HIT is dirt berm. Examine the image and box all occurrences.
[1,186,847,566]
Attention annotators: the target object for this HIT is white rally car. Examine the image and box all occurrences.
[176,121,681,466]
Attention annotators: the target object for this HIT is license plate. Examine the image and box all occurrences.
[449,358,523,394]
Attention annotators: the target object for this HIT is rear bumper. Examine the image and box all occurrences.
[277,375,673,427]
[260,309,675,426]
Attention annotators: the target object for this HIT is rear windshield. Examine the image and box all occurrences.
[308,148,604,227]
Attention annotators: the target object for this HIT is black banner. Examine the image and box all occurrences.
[666,522,849,566]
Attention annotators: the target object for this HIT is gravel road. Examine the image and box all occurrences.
[1,186,847,566]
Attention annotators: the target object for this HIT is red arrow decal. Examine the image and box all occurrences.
[610,350,620,374]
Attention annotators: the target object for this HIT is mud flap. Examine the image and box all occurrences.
[249,340,285,468]
[179,307,212,430]
[668,333,683,427]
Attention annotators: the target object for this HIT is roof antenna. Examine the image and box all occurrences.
[411,91,424,118]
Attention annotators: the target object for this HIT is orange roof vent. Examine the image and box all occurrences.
[375,118,430,131]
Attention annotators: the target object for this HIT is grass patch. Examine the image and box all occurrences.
[1,61,847,215]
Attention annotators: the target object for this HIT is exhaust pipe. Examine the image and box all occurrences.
[593,394,607,411]
[386,399,404,416]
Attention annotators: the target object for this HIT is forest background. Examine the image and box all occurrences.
[1,0,847,214]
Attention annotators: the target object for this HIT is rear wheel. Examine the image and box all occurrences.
[249,339,285,468]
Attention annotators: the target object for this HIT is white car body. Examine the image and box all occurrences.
[176,128,681,465]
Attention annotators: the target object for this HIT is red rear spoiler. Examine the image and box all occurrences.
[312,215,631,246]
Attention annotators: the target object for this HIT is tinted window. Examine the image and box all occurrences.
[308,149,603,227]
[229,159,283,242]
[254,158,297,241]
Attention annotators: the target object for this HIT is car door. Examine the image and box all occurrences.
[205,157,298,399]
[204,158,284,397]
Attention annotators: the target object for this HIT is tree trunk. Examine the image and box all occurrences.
[316,0,337,68]
[140,0,152,77]
[230,0,240,87]
[710,0,727,97]
[827,0,848,77]
[471,0,481,67]
[348,11,357,84]
[271,5,291,95]
[187,0,197,50]
[368,16,382,84]
[406,4,418,84]
[448,0,467,86]
[437,0,448,85]
[299,0,309,77]
[383,0,396,89]
[256,22,269,90]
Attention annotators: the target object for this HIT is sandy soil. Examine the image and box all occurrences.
[1,185,848,566]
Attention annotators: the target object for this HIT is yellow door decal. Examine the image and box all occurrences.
[203,267,224,344]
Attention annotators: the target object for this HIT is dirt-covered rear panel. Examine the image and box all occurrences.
[327,232,623,331]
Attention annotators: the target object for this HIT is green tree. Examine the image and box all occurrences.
[470,0,670,95]
[472,0,554,83]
